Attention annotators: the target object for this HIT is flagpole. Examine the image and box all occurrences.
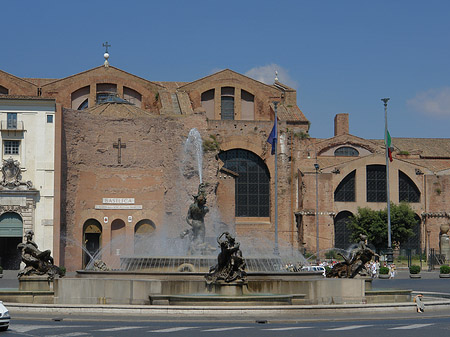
[382,98,393,264]
[273,101,279,255]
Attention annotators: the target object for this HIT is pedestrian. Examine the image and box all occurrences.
[414,294,425,313]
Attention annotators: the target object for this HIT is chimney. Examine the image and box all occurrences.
[334,113,349,136]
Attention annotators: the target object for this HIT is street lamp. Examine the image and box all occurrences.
[314,163,320,263]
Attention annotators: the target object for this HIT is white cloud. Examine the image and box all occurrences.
[245,64,298,89]
[407,87,450,118]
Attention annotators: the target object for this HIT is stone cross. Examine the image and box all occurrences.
[113,138,126,164]
[103,41,111,53]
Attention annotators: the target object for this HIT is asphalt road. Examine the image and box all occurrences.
[3,315,450,336]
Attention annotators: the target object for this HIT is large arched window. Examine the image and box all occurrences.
[219,149,270,217]
[241,90,255,120]
[334,211,353,250]
[201,89,215,120]
[334,170,356,202]
[367,165,386,202]
[134,219,156,254]
[110,219,126,255]
[71,86,90,110]
[399,171,420,203]
[221,87,235,120]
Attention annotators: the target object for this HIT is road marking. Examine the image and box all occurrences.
[11,325,86,333]
[264,326,312,331]
[149,326,198,332]
[324,324,374,331]
[94,326,143,331]
[46,333,90,337]
[202,326,252,332]
[389,323,434,330]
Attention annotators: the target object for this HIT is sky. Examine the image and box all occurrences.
[2,0,450,140]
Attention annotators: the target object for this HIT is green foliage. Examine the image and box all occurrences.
[379,266,389,275]
[59,266,66,277]
[440,265,450,274]
[325,266,332,274]
[0,266,3,273]
[398,150,410,155]
[203,135,220,152]
[409,265,421,274]
[293,131,310,140]
[325,249,338,259]
[348,203,417,251]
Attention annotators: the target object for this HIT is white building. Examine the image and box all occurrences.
[0,97,56,269]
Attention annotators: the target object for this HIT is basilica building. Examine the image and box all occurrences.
[1,58,450,271]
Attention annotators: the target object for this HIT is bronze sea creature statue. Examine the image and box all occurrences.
[205,232,247,284]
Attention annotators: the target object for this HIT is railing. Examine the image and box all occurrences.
[0,120,24,131]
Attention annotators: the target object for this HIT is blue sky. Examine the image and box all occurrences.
[2,1,450,139]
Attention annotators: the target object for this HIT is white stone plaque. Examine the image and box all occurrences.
[102,198,135,204]
[95,205,143,210]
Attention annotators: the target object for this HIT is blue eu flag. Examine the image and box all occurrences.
[267,119,277,155]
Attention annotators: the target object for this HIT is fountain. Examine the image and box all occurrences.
[53,128,371,306]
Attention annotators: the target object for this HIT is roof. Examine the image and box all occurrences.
[371,138,450,158]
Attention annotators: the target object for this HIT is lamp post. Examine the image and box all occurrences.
[314,162,320,263]
[382,97,393,264]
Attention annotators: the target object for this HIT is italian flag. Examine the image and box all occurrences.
[386,130,393,162]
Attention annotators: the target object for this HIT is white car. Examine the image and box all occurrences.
[301,265,326,276]
[0,301,10,331]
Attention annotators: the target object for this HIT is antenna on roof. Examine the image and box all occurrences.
[103,41,111,68]
[274,71,279,82]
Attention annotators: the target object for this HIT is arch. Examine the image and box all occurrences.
[218,149,270,217]
[201,89,215,120]
[96,83,117,104]
[221,87,235,120]
[334,170,356,202]
[241,89,255,120]
[0,85,8,95]
[82,219,102,268]
[334,146,359,157]
[110,219,126,255]
[123,86,142,108]
[71,86,90,110]
[0,212,23,270]
[334,211,353,250]
[134,219,156,254]
[366,164,386,202]
[399,170,420,203]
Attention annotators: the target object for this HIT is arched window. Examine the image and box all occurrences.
[201,89,215,120]
[134,219,156,255]
[334,146,359,157]
[334,170,356,202]
[367,165,386,202]
[241,90,255,120]
[82,219,102,268]
[123,87,142,108]
[221,87,234,120]
[334,211,353,250]
[110,219,126,255]
[399,171,420,203]
[219,149,270,217]
[71,86,90,110]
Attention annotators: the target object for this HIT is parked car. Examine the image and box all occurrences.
[301,265,326,276]
[0,301,10,331]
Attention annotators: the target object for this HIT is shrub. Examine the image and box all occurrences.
[409,265,421,274]
[379,266,389,275]
[324,266,332,274]
[0,266,3,273]
[59,266,66,277]
[203,135,220,152]
[440,265,450,274]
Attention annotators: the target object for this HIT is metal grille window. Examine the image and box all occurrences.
[4,140,20,155]
[334,170,356,202]
[221,87,235,120]
[334,146,359,157]
[7,113,17,129]
[399,171,420,203]
[366,165,386,202]
[219,149,270,217]
[334,211,353,250]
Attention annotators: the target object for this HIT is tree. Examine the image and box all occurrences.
[348,202,417,252]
